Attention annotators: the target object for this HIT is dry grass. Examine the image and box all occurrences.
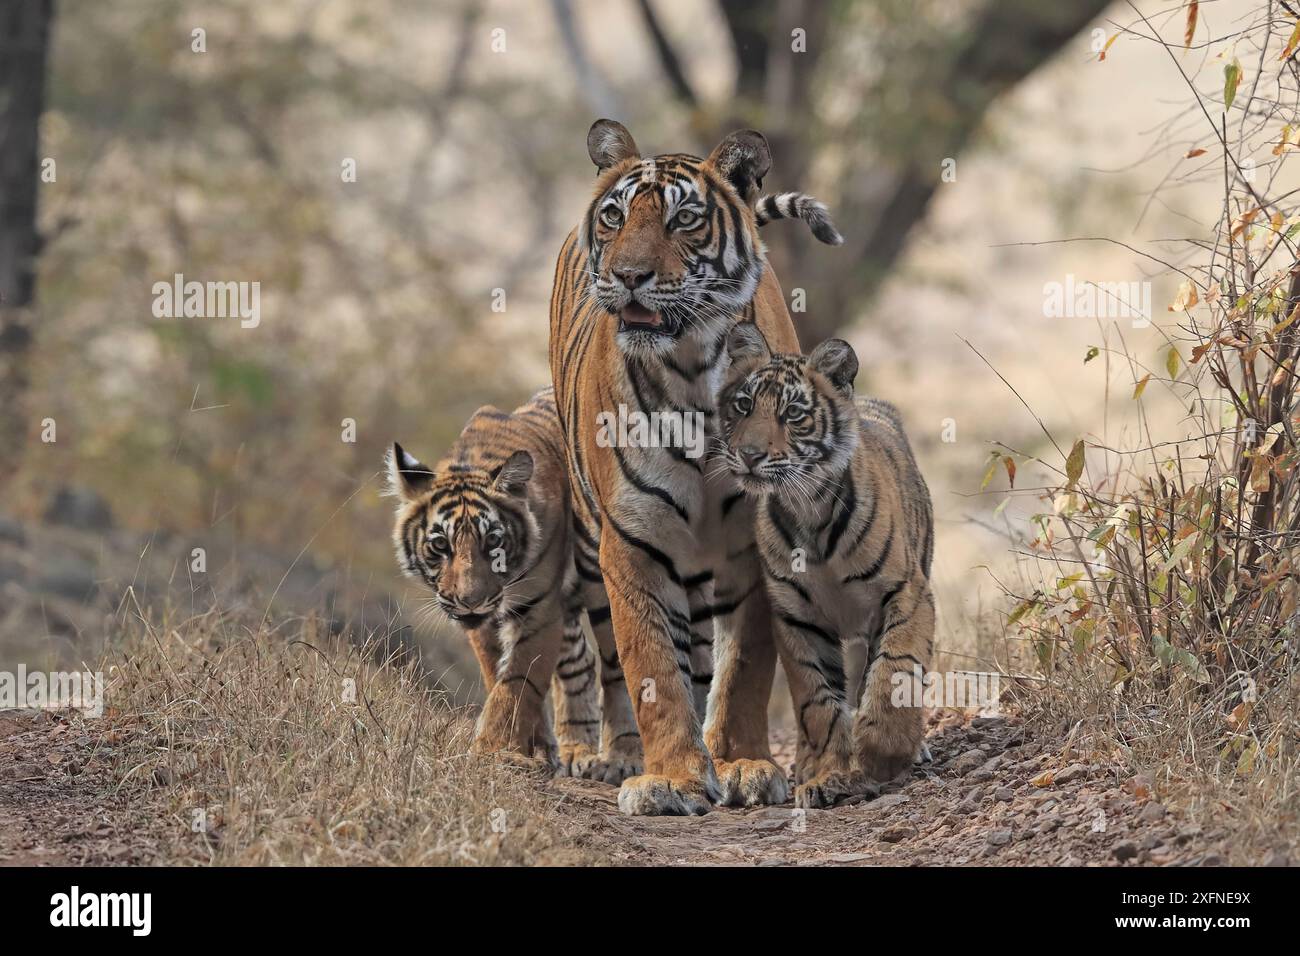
[100,605,598,865]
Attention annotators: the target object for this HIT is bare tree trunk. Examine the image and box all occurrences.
[716,0,1111,344]
[0,0,54,487]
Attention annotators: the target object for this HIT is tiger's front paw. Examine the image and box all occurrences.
[856,711,924,783]
[715,758,790,807]
[556,742,599,778]
[617,773,717,816]
[794,771,867,809]
[578,745,643,786]
[472,735,558,776]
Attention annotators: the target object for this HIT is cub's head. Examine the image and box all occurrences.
[717,324,860,497]
[386,443,539,627]
[582,118,771,356]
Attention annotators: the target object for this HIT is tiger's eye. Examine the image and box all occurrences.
[672,209,700,229]
[734,395,753,415]
[600,206,623,228]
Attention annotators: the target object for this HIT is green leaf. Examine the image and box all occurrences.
[1166,346,1180,380]
[1084,346,1099,364]
[1224,58,1242,109]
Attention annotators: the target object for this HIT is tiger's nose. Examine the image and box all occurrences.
[614,268,654,289]
[739,446,764,469]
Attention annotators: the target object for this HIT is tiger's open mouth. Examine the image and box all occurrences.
[618,301,675,336]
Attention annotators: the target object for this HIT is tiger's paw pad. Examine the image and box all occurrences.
[794,772,866,809]
[617,773,716,816]
[715,758,790,807]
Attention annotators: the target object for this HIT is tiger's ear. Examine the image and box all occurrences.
[387,442,434,500]
[808,338,859,395]
[726,322,772,366]
[587,119,640,171]
[706,129,771,202]
[492,450,534,497]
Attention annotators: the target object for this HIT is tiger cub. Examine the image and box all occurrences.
[717,325,935,809]
[387,387,641,782]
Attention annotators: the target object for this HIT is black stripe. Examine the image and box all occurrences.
[606,515,683,586]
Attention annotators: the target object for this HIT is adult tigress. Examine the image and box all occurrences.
[548,119,840,815]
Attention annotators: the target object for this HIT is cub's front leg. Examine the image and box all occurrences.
[472,595,565,771]
[601,532,718,815]
[854,575,934,783]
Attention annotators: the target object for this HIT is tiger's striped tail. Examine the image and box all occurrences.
[753,192,843,246]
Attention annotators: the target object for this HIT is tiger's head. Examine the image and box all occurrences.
[717,324,861,497]
[582,118,771,357]
[386,443,540,627]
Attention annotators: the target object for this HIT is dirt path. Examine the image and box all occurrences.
[551,711,1225,866]
[0,708,1233,867]
[0,711,163,866]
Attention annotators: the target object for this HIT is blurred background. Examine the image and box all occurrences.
[0,0,1253,704]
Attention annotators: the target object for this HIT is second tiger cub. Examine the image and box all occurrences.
[717,324,935,808]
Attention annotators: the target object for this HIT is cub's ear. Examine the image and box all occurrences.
[492,450,534,497]
[387,442,435,500]
[587,119,640,171]
[706,129,771,201]
[808,338,859,395]
[726,322,772,366]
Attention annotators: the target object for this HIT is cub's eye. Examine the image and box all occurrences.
[785,406,809,424]
[427,533,450,555]
[485,528,504,548]
[671,209,702,230]
[600,206,624,228]
[733,395,753,416]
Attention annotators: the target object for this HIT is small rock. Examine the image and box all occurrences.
[1265,850,1290,867]
[970,716,1005,730]
[827,852,873,863]
[948,749,988,776]
[867,793,910,811]
[1112,841,1139,862]
[994,787,1015,802]
[1139,801,1167,823]
[1199,853,1223,867]
[1054,763,1089,784]
[986,828,1013,847]
[1140,834,1164,851]
[879,824,918,843]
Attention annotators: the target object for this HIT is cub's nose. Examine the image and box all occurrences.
[614,268,654,290]
[739,446,764,469]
